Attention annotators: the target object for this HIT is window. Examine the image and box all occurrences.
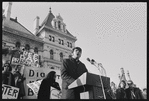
[52,36,55,42]
[59,39,64,45]
[54,21,56,28]
[67,42,69,47]
[61,40,64,45]
[58,21,61,30]
[51,67,54,69]
[60,52,63,62]
[59,39,61,44]
[50,50,54,60]
[49,35,55,42]
[70,43,72,48]
[67,42,72,48]
[49,35,52,41]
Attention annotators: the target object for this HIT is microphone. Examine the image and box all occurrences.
[91,59,96,64]
[87,58,90,62]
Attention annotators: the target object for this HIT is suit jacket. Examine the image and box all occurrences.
[60,57,88,99]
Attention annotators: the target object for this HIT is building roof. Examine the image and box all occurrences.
[40,10,76,40]
[40,11,55,28]
[4,17,33,35]
[3,17,43,43]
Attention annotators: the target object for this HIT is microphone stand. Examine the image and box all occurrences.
[92,62,106,99]
[98,63,107,77]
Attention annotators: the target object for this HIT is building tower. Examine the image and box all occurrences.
[34,7,77,70]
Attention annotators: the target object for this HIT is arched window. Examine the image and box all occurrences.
[34,47,38,54]
[50,49,54,60]
[25,44,30,51]
[60,52,63,62]
[51,67,54,69]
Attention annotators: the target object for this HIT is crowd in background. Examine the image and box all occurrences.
[107,80,147,99]
[2,42,147,99]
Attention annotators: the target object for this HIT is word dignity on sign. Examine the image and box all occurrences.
[23,66,62,99]
[2,84,19,99]
[27,80,62,99]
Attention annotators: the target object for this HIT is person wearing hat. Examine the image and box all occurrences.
[125,80,144,99]
[60,47,88,99]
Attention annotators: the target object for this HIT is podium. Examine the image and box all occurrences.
[68,72,110,99]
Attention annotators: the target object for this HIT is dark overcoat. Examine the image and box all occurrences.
[60,57,88,99]
[37,79,60,99]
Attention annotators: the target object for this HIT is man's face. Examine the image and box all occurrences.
[72,49,82,59]
[3,64,9,72]
[120,82,125,88]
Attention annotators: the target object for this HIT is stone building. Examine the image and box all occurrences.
[2,2,77,70]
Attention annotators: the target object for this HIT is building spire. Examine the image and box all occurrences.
[49,7,51,13]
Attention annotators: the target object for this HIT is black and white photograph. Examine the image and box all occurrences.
[2,2,147,99]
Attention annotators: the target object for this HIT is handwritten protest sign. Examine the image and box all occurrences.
[2,84,19,99]
[23,66,62,99]
[26,80,42,96]
[50,87,62,99]
[27,80,62,99]
[11,50,40,67]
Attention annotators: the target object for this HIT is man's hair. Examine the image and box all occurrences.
[143,88,147,91]
[118,80,126,88]
[72,47,82,53]
[3,63,12,71]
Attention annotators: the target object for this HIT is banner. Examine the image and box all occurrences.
[26,80,42,96]
[11,50,40,67]
[23,66,62,99]
[27,80,62,99]
[2,84,20,99]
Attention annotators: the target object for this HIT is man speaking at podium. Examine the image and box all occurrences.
[60,47,88,99]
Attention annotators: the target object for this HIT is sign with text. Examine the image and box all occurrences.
[23,66,62,99]
[27,80,42,96]
[11,50,40,67]
[2,84,20,99]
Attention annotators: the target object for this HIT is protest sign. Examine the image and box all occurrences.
[50,87,62,99]
[27,80,62,99]
[11,50,40,67]
[23,66,62,99]
[26,80,42,96]
[2,84,19,99]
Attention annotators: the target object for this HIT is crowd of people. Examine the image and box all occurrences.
[107,80,147,99]
[2,44,147,99]
[2,62,26,99]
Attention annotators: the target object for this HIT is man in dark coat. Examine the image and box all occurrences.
[13,65,26,99]
[125,80,144,99]
[2,62,15,86]
[60,47,88,99]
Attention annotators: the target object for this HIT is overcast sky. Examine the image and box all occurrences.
[3,2,147,89]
